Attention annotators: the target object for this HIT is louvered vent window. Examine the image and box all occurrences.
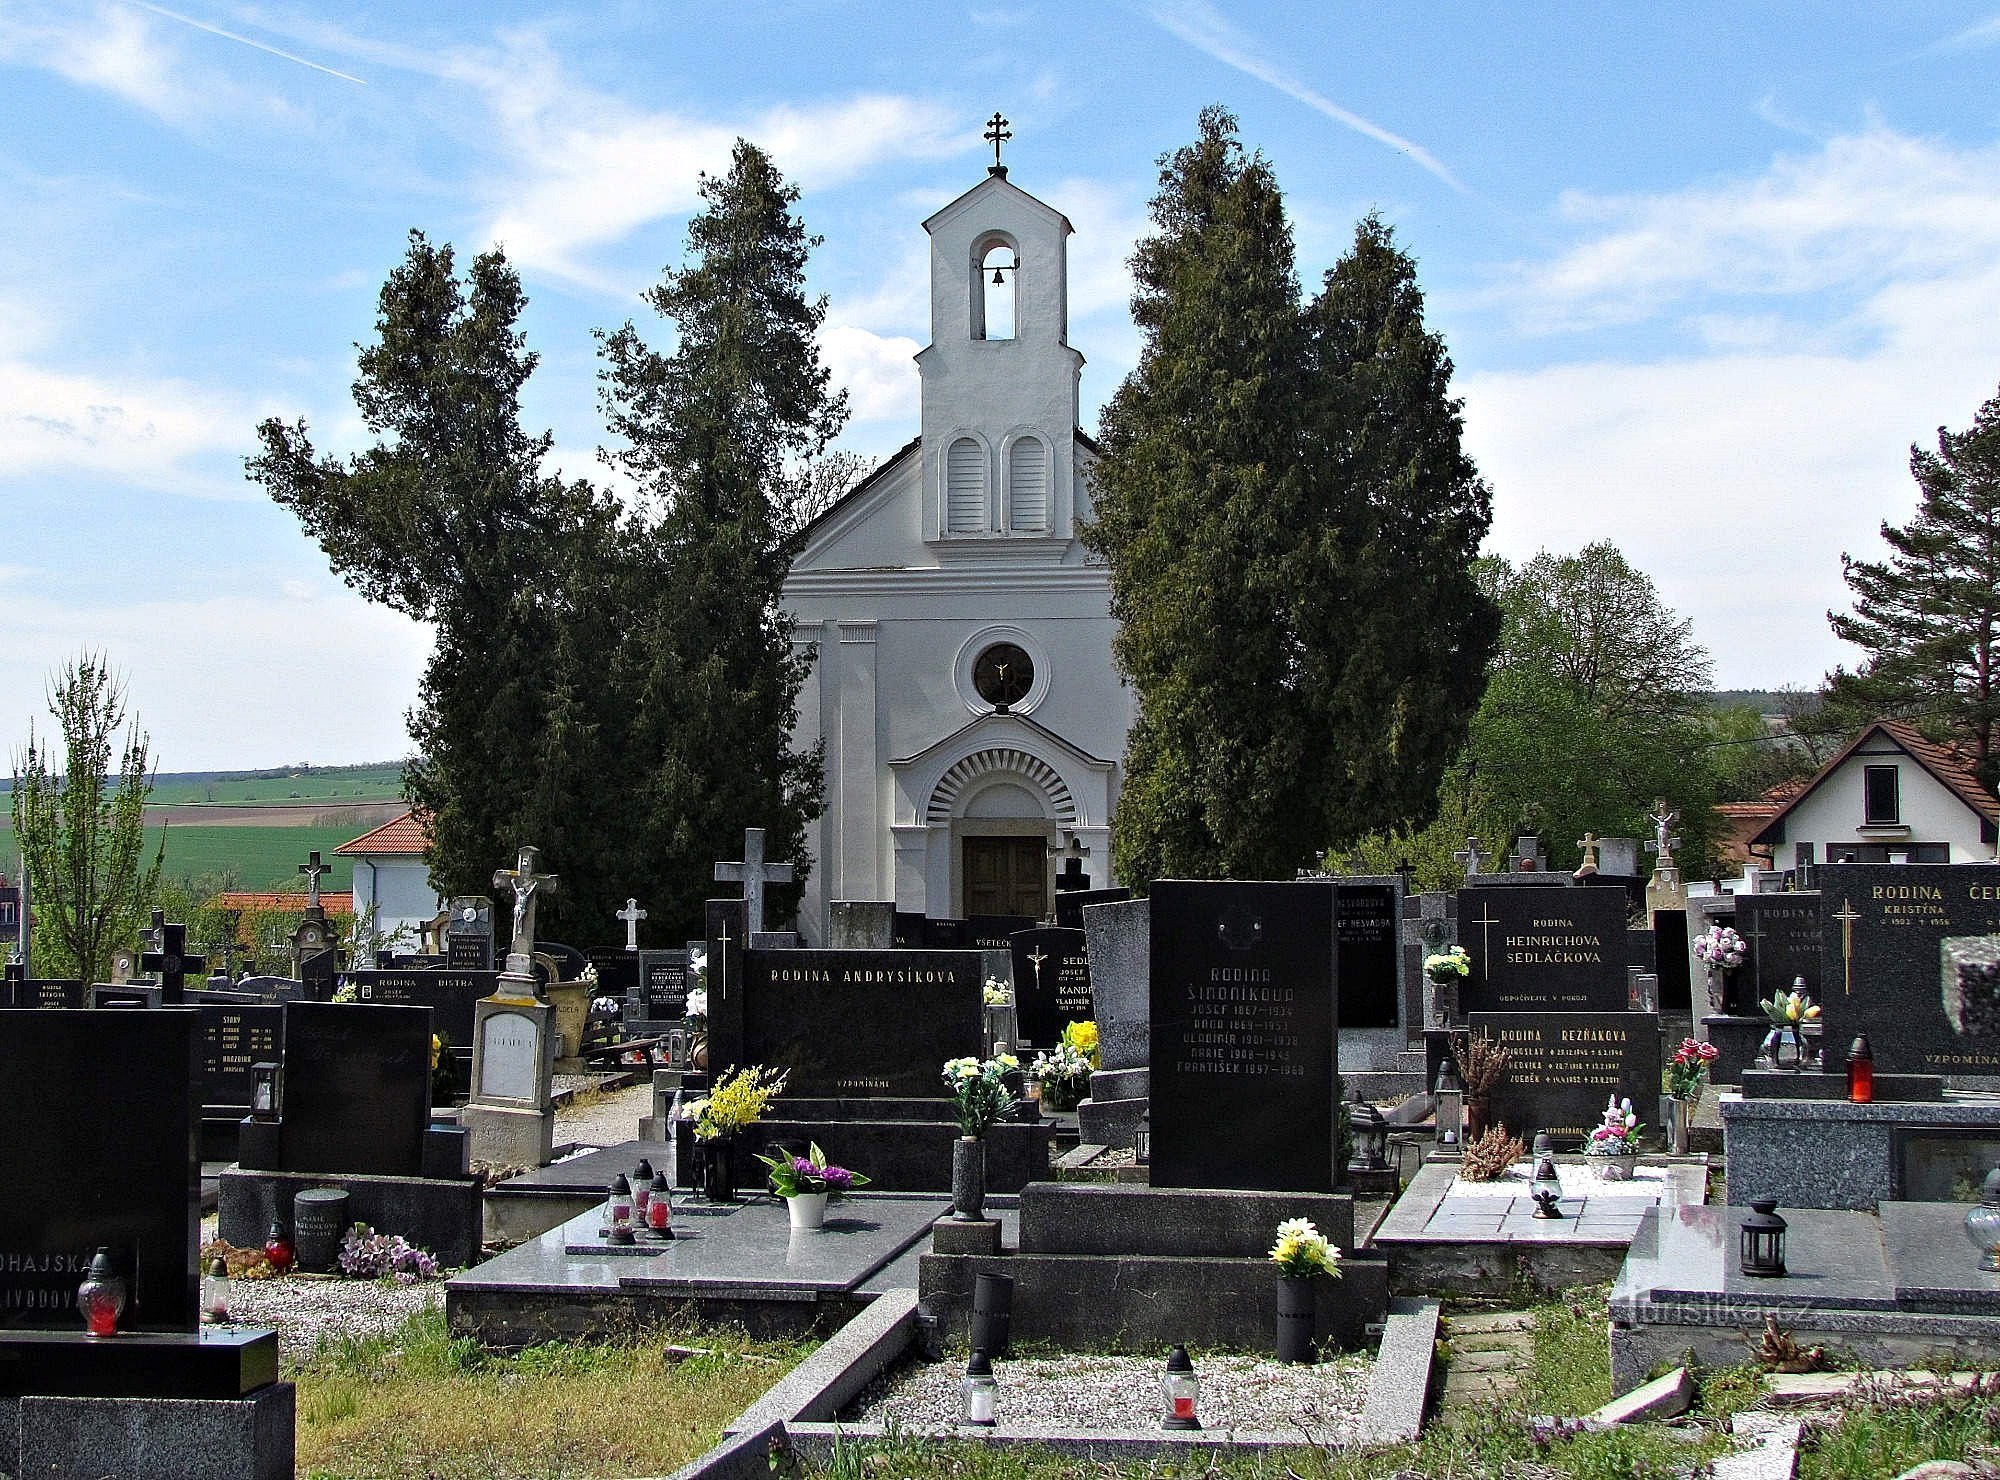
[947,437,987,532]
[1007,438,1048,531]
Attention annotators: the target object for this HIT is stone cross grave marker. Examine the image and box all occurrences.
[1646,800,1681,872]
[140,921,204,1004]
[299,850,327,908]
[617,897,647,951]
[1575,832,1600,877]
[1454,837,1488,878]
[714,827,797,937]
[492,845,558,978]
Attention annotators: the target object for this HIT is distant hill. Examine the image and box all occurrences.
[1705,690,1804,714]
[0,761,406,803]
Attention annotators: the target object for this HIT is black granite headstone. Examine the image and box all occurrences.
[1336,882,1402,1029]
[346,969,496,1048]
[1054,887,1133,931]
[1149,879,1339,1193]
[737,948,983,1096]
[277,1002,431,1177]
[1468,1010,1663,1148]
[197,1003,285,1110]
[0,1009,200,1329]
[0,977,83,1010]
[967,915,1035,951]
[702,899,749,1072]
[637,950,690,1017]
[1737,893,1822,1010]
[923,918,970,950]
[539,940,590,982]
[1817,863,2000,1075]
[1009,927,1090,1050]
[1458,885,1629,1013]
[583,948,641,999]
[90,984,161,1009]
[1653,909,1691,1010]
[299,947,339,1001]
[446,933,492,971]
[891,911,925,949]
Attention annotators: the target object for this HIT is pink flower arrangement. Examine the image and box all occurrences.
[1665,1037,1720,1100]
[1584,1097,1642,1157]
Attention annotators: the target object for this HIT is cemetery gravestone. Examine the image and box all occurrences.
[1055,886,1132,931]
[738,949,983,1096]
[968,915,1035,951]
[1818,862,2000,1076]
[923,918,971,950]
[300,947,338,1001]
[199,1003,284,1109]
[446,896,495,971]
[0,1008,200,1327]
[2,976,83,1009]
[1336,881,1401,1029]
[1149,880,1339,1193]
[347,969,496,1048]
[583,947,641,999]
[1737,892,1822,1010]
[892,911,925,948]
[637,950,690,1018]
[1010,927,1090,1050]
[278,1002,431,1177]
[1466,1010,1662,1147]
[1458,885,1629,1013]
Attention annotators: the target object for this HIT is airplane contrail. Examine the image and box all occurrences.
[128,1,366,85]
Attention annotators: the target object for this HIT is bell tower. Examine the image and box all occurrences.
[916,118,1086,545]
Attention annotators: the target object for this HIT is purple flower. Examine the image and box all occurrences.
[792,1157,817,1178]
[820,1166,854,1191]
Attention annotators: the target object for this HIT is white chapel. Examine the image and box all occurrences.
[783,155,1133,942]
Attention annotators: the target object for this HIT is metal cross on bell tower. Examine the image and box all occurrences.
[985,112,1012,175]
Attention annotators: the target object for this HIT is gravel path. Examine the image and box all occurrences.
[852,1352,1372,1436]
[554,1079,654,1148]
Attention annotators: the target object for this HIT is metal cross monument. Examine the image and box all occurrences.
[985,112,1012,172]
[617,898,647,953]
[493,845,559,971]
[714,828,797,938]
[298,850,328,908]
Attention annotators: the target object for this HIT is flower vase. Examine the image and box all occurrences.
[1667,1098,1690,1156]
[951,1136,986,1222]
[1464,1094,1489,1142]
[1775,1026,1806,1070]
[1598,1152,1637,1182]
[1426,976,1457,1029]
[702,1133,737,1202]
[1275,1276,1317,1364]
[787,1191,828,1232]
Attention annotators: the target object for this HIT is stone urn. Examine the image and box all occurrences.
[951,1136,986,1221]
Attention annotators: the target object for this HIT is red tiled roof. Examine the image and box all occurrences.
[211,891,354,915]
[1749,718,2000,846]
[334,810,431,856]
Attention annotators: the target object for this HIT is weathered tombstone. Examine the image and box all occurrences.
[1336,880,1403,1029]
[828,901,896,949]
[0,1008,200,1328]
[464,847,561,1168]
[347,968,496,1049]
[714,826,798,937]
[1010,926,1090,1050]
[1083,897,1150,1070]
[1149,880,1339,1193]
[1457,885,1629,1013]
[1736,892,1822,1010]
[737,948,983,1096]
[1055,886,1132,932]
[1468,1010,1663,1148]
[278,1002,431,1176]
[446,896,495,971]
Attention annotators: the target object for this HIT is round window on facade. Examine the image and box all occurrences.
[972,643,1034,708]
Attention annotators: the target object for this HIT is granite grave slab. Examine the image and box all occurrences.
[1337,880,1403,1029]
[1459,885,1629,1013]
[345,969,495,1048]
[1055,887,1132,932]
[1009,927,1090,1051]
[1735,892,1821,1011]
[1469,1010,1663,1146]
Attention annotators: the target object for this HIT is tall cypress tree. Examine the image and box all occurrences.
[1829,381,2000,789]
[598,140,836,936]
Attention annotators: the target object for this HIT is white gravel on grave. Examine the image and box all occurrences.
[852,1352,1372,1436]
[200,1213,443,1361]
[1446,1162,1669,1200]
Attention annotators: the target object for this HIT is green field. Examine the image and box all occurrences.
[140,763,404,806]
[0,823,361,892]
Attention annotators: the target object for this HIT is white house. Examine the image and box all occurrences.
[782,161,1134,941]
[1751,720,2000,870]
[334,810,444,956]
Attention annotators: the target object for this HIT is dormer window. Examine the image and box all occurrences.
[975,239,1018,340]
[1863,764,1900,825]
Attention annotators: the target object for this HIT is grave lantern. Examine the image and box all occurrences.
[1434,1061,1463,1146]
[263,1220,294,1275]
[250,1062,281,1121]
[202,1255,233,1324]
[960,1349,998,1426]
[1160,1344,1202,1430]
[1347,1091,1390,1174]
[647,1173,675,1239]
[1738,1199,1788,1278]
[1134,1119,1151,1166]
[1530,1154,1564,1219]
[604,1174,634,1242]
[75,1247,126,1337]
[632,1157,655,1218]
[1846,1035,1874,1105]
[1963,1168,2000,1271]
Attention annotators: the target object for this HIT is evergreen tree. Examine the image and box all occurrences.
[10,655,164,980]
[1083,109,1496,884]
[1829,382,2000,789]
[247,233,620,932]
[597,140,834,934]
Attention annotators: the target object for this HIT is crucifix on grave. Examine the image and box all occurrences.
[1453,838,1488,879]
[492,845,559,982]
[713,828,798,938]
[617,898,647,953]
[1831,898,1861,997]
[298,851,327,910]
[140,921,204,1004]
[1646,801,1681,872]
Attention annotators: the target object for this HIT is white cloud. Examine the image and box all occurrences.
[1,579,431,771]
[0,358,261,498]
[1462,125,2000,688]
[820,324,920,427]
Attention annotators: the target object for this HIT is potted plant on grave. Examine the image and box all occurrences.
[1448,1030,1510,1140]
[942,1053,1020,1221]
[1583,1096,1643,1180]
[685,1065,788,1202]
[1757,987,1820,1070]
[1662,1037,1719,1154]
[1267,1217,1342,1364]
[754,1141,871,1232]
[1693,925,1747,1012]
[982,977,1016,1055]
[1029,1021,1098,1112]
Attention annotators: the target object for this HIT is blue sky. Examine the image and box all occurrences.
[4,2,2000,769]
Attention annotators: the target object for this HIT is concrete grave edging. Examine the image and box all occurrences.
[724,1288,922,1436]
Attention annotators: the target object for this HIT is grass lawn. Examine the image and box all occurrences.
[145,764,405,806]
[0,822,361,891]
[293,1306,812,1480]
